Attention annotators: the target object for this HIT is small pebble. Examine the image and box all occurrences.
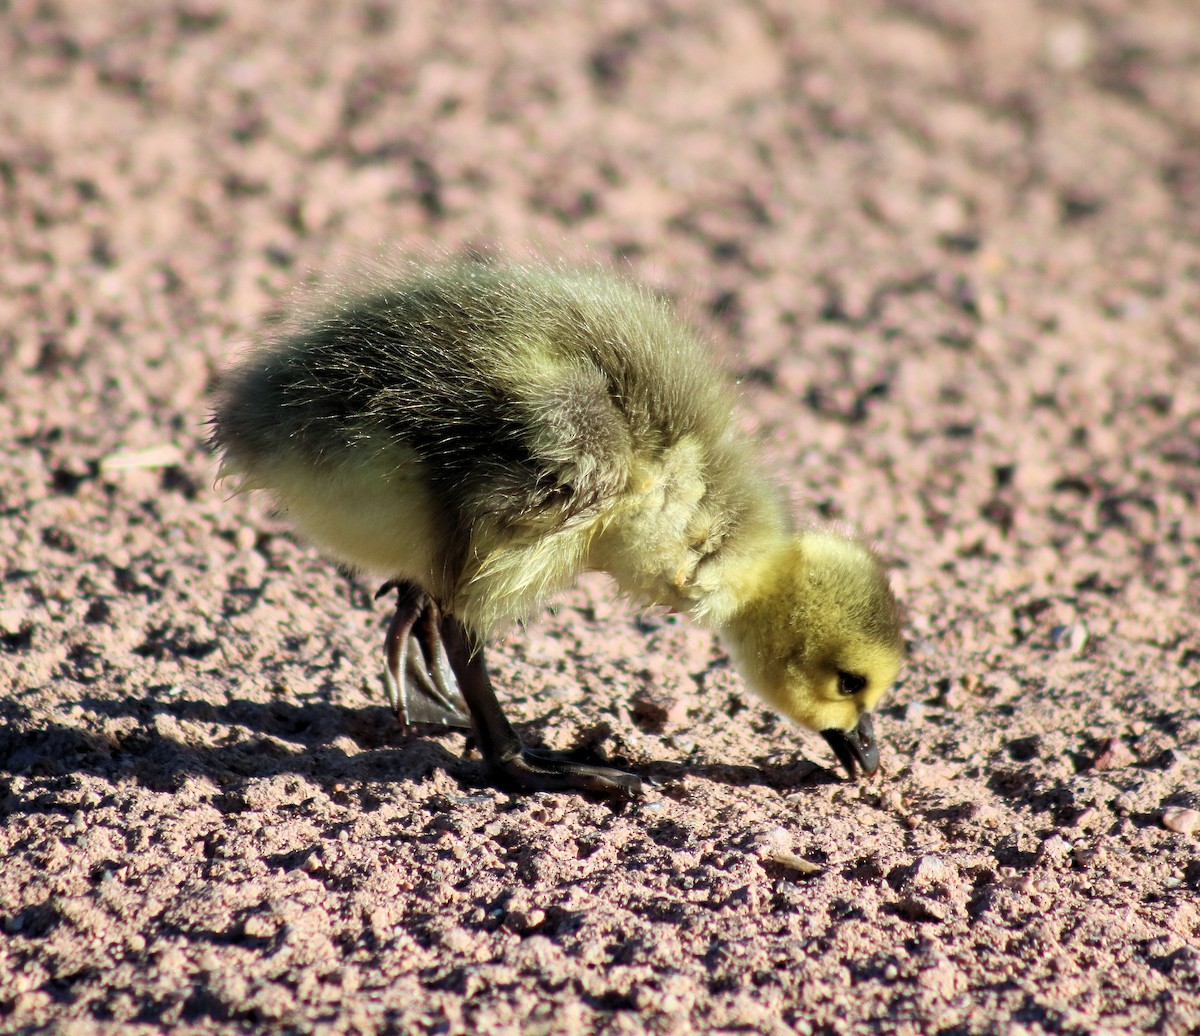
[665,735,695,754]
[895,895,947,923]
[505,907,546,932]
[631,687,688,728]
[1051,621,1089,656]
[937,684,963,709]
[1091,737,1135,771]
[1038,835,1071,864]
[988,673,1022,698]
[0,608,24,635]
[243,915,276,940]
[1045,20,1093,71]
[911,855,952,886]
[758,826,793,852]
[1162,808,1200,835]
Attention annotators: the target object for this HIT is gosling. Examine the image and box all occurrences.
[210,258,904,795]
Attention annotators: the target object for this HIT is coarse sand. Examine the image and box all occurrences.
[1,1,1198,1033]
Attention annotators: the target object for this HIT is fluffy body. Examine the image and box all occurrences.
[211,259,903,766]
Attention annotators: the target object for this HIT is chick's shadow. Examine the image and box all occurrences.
[0,690,842,812]
[0,694,459,812]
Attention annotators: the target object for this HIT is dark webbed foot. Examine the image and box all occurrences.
[377,582,646,797]
[439,612,646,797]
[378,580,470,728]
[489,745,647,796]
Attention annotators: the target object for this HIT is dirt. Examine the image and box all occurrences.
[2,0,1199,1033]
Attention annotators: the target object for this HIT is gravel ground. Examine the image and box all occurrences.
[1,1,1198,1033]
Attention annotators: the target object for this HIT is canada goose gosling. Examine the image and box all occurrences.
[210,259,904,796]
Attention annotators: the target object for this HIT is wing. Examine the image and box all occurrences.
[451,355,633,532]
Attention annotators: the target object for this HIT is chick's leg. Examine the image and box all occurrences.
[378,580,471,728]
[438,616,645,797]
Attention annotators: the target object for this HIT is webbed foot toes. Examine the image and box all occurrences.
[380,581,470,728]
[492,747,646,796]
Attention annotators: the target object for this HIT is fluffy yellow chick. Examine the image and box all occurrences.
[210,258,903,795]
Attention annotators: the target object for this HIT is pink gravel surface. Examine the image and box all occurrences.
[2,1,1198,1033]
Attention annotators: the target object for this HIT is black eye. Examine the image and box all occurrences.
[837,671,867,696]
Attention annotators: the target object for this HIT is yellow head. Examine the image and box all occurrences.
[722,528,904,776]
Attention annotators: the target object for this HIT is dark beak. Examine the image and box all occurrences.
[821,713,880,778]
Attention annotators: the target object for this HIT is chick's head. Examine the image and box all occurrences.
[723,528,903,776]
